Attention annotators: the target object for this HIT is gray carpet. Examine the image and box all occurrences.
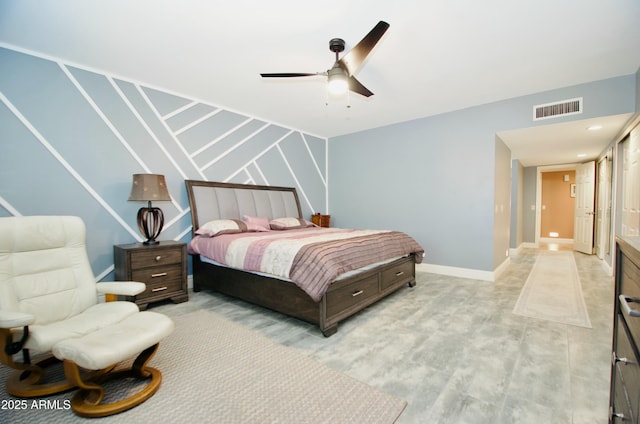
[0,309,406,423]
[512,251,592,328]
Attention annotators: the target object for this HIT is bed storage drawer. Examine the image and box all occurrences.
[380,257,414,291]
[326,275,379,316]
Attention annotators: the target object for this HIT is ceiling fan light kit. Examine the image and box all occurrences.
[260,21,390,101]
[327,65,348,95]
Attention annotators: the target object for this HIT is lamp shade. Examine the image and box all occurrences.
[128,174,171,202]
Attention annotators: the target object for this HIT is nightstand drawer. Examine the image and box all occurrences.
[130,248,182,269]
[138,278,184,299]
[131,264,183,285]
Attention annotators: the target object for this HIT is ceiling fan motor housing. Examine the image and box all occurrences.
[329,38,345,53]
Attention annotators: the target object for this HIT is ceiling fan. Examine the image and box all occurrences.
[260,21,390,98]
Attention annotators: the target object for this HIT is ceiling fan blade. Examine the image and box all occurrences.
[348,76,374,97]
[260,73,319,78]
[338,21,390,76]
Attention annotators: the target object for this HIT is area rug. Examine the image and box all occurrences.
[512,251,592,328]
[0,309,406,423]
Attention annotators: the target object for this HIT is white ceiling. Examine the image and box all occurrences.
[498,113,634,167]
[1,0,639,167]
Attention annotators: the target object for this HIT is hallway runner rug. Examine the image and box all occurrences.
[0,309,406,424]
[512,251,592,328]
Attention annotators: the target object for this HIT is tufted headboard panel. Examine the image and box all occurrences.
[185,180,302,233]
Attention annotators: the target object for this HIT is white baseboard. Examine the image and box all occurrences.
[493,256,511,280]
[600,259,613,276]
[510,242,537,256]
[416,263,496,282]
[539,237,573,244]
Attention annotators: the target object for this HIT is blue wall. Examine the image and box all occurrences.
[328,75,636,273]
[0,47,328,281]
[1,46,637,278]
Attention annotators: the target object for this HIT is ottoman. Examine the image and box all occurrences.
[52,311,174,417]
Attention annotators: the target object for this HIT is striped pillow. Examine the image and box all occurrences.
[269,217,316,230]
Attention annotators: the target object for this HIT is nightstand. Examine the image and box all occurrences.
[311,214,331,228]
[113,241,188,310]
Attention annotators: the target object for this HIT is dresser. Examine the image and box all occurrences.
[114,241,188,310]
[610,236,640,423]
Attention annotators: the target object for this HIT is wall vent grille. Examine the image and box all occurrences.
[533,97,583,121]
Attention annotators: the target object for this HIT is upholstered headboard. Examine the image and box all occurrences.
[185,180,303,233]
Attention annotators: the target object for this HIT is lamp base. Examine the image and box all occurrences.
[137,203,164,245]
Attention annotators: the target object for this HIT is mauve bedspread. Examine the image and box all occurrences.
[189,228,424,302]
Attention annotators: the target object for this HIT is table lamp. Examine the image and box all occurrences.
[128,174,171,244]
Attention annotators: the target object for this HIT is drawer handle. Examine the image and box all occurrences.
[151,272,168,278]
[610,409,626,420]
[619,294,640,317]
[613,351,629,365]
[155,255,162,262]
[395,271,404,277]
[351,290,364,297]
[152,286,168,292]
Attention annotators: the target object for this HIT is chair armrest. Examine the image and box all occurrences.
[0,311,35,329]
[96,282,146,296]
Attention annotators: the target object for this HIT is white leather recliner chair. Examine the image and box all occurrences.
[0,216,174,417]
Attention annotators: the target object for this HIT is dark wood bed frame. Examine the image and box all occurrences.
[185,180,418,336]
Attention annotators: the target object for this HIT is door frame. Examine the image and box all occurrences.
[535,163,577,246]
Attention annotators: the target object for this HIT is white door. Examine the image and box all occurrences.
[621,127,640,236]
[595,155,612,258]
[574,161,596,254]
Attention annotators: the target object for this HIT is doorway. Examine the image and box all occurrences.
[535,164,577,247]
[540,170,576,242]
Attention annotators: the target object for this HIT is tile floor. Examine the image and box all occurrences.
[155,246,614,424]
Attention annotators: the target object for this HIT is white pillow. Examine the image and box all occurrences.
[196,219,246,237]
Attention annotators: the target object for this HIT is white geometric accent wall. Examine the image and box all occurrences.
[0,46,328,280]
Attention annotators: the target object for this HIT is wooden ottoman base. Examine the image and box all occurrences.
[51,311,174,418]
[64,343,162,418]
[5,356,77,398]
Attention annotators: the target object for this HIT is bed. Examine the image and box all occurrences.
[185,180,424,336]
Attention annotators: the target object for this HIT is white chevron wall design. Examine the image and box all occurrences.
[0,46,328,280]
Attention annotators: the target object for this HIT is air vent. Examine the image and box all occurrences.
[533,97,583,121]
